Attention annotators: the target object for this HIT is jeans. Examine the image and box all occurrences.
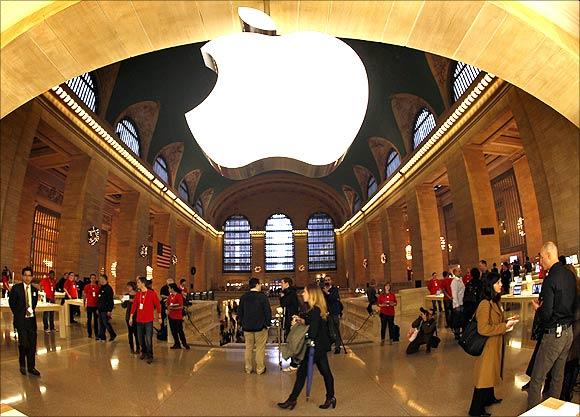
[169,318,188,347]
[137,321,154,359]
[289,350,334,401]
[244,329,268,373]
[86,306,99,337]
[380,313,395,341]
[528,327,574,409]
[443,299,453,327]
[98,311,116,340]
[126,320,140,352]
[43,299,55,330]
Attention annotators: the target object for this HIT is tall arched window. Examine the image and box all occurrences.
[115,118,140,156]
[353,192,362,214]
[178,180,189,202]
[385,149,401,178]
[194,198,204,216]
[223,215,251,272]
[65,72,98,112]
[153,156,169,184]
[367,175,377,199]
[452,61,482,102]
[412,108,436,149]
[307,213,336,271]
[265,213,294,271]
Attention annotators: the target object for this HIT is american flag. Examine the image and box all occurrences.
[157,242,172,269]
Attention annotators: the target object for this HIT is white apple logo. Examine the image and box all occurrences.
[185,8,368,178]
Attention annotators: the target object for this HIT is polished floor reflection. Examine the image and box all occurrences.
[0,311,575,416]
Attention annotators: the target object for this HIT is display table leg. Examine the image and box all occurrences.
[58,306,67,339]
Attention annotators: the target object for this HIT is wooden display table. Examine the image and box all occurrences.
[63,298,122,325]
[0,299,67,339]
[520,397,579,416]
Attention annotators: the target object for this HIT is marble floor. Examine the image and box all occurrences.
[0,312,575,416]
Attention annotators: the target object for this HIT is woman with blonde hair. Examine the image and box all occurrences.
[278,283,336,410]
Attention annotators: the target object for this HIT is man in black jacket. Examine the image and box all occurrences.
[9,267,41,376]
[527,242,576,410]
[280,277,300,371]
[238,277,271,374]
[96,274,116,342]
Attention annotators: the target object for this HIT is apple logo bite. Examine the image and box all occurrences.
[185,7,369,180]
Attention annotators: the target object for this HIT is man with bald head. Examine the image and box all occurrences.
[527,241,576,409]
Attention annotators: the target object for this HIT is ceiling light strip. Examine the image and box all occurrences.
[47,86,219,237]
[336,73,498,235]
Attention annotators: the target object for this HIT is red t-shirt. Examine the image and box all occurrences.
[378,293,397,316]
[2,276,10,292]
[167,293,184,320]
[84,283,100,307]
[462,273,472,286]
[427,278,440,295]
[130,289,161,323]
[64,279,78,298]
[39,277,55,300]
[442,278,453,300]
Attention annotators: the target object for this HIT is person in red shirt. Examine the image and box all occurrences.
[63,272,79,324]
[83,273,100,338]
[441,271,454,328]
[377,283,398,345]
[167,283,190,350]
[39,270,56,332]
[427,272,443,313]
[2,270,11,297]
[463,269,472,286]
[130,276,162,363]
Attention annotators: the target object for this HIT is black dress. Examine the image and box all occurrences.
[288,307,335,401]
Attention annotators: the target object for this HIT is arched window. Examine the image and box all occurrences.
[223,215,251,272]
[353,192,362,214]
[385,149,401,178]
[367,175,377,199]
[153,156,169,184]
[178,180,189,202]
[412,108,436,149]
[307,213,336,271]
[452,61,482,102]
[65,72,98,112]
[115,118,140,156]
[194,198,204,216]
[265,213,294,271]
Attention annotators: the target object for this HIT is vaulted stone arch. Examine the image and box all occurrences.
[425,53,453,110]
[368,137,402,183]
[353,165,375,202]
[154,142,184,188]
[179,169,202,205]
[390,93,439,154]
[113,101,160,160]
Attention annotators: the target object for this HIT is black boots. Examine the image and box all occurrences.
[319,397,337,409]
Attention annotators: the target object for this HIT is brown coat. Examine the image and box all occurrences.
[474,300,507,388]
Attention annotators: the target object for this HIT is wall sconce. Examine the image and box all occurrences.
[405,244,413,260]
[439,236,446,251]
[88,226,100,246]
[517,217,525,237]
[254,266,262,273]
[380,253,387,264]
[500,220,507,234]
[110,261,117,278]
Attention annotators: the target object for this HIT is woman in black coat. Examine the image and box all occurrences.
[278,283,336,410]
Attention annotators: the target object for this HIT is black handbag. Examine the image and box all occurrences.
[459,305,489,356]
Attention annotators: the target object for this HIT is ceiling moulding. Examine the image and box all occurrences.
[390,93,439,155]
[113,101,160,160]
[181,169,202,204]
[45,85,218,237]
[368,137,400,183]
[337,73,502,235]
[352,164,373,200]
[156,142,184,188]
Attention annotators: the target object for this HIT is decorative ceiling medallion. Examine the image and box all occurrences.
[185,7,368,180]
[88,226,100,246]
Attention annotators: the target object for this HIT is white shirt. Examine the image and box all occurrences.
[451,277,465,309]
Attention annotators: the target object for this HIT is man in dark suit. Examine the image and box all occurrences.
[9,267,40,376]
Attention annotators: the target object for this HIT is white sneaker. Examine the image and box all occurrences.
[283,366,297,372]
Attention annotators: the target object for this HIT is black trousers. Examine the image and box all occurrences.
[42,299,55,330]
[468,387,497,416]
[16,318,37,370]
[432,300,443,312]
[406,335,433,354]
[98,311,116,340]
[137,321,154,359]
[169,318,188,347]
[379,313,395,341]
[443,300,453,327]
[330,315,342,349]
[289,351,334,401]
[86,306,99,337]
[126,320,140,351]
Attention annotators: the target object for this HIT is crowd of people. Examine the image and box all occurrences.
[3,240,578,415]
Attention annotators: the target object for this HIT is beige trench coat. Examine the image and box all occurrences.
[474,300,507,388]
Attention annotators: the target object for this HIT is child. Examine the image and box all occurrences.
[168,283,190,350]
[122,281,140,354]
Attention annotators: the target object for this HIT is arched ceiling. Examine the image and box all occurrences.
[104,39,444,202]
[1,1,578,126]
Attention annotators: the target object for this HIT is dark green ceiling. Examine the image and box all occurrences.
[106,38,445,203]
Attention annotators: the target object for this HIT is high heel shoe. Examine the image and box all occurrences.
[319,397,337,409]
[277,399,297,410]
